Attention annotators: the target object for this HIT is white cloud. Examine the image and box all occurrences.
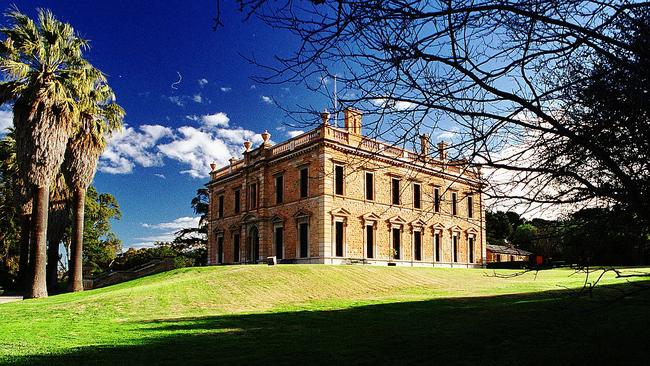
[167,95,185,107]
[193,94,203,103]
[261,95,273,104]
[99,124,173,174]
[198,78,208,87]
[154,173,166,179]
[98,112,261,179]
[371,98,417,111]
[220,87,232,92]
[200,112,230,128]
[287,130,304,138]
[142,216,200,230]
[249,85,256,90]
[0,109,12,133]
[135,216,202,247]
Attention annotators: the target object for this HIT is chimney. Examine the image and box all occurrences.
[343,107,362,135]
[419,134,430,157]
[437,141,448,161]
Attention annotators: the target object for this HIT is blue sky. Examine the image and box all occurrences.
[2,0,333,248]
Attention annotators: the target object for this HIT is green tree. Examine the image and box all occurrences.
[512,223,538,252]
[0,8,91,298]
[64,69,124,292]
[486,211,512,245]
[80,186,122,273]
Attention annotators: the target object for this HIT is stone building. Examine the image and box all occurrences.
[206,108,486,267]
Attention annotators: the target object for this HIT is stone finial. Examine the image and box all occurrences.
[320,109,330,125]
[210,162,217,171]
[261,130,271,144]
[243,140,252,151]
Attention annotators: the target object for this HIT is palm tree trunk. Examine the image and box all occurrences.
[67,187,85,292]
[17,214,31,291]
[47,238,60,293]
[26,186,49,299]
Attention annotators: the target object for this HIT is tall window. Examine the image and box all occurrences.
[391,178,400,205]
[233,233,240,262]
[249,183,258,209]
[468,236,475,263]
[300,167,309,198]
[413,183,421,209]
[434,188,440,213]
[218,195,224,218]
[392,228,401,259]
[366,224,374,259]
[434,232,441,262]
[299,222,309,258]
[334,165,344,195]
[217,236,223,264]
[234,189,240,213]
[451,192,458,215]
[467,195,473,218]
[414,231,422,261]
[452,235,459,262]
[275,175,284,204]
[335,221,344,257]
[274,226,284,260]
[365,172,374,200]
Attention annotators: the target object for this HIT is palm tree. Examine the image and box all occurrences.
[0,8,89,298]
[64,72,123,292]
[46,174,70,293]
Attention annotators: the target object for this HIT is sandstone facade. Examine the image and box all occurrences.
[206,109,486,268]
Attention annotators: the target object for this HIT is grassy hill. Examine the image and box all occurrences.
[1,265,649,365]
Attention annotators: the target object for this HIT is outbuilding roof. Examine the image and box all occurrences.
[486,244,533,256]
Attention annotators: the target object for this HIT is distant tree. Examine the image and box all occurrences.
[171,188,208,265]
[512,223,538,252]
[486,211,512,245]
[79,186,122,273]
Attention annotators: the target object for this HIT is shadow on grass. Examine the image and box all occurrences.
[5,281,650,366]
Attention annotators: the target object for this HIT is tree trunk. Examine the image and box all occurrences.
[26,186,49,299]
[67,187,85,292]
[17,214,31,292]
[46,238,60,294]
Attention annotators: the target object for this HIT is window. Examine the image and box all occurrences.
[467,195,473,218]
[365,172,374,200]
[451,192,458,215]
[335,221,344,257]
[392,228,401,259]
[366,225,374,259]
[434,232,441,262]
[334,165,344,195]
[468,236,475,263]
[453,235,459,262]
[413,183,421,209]
[274,227,284,260]
[299,222,309,258]
[300,167,309,198]
[249,184,257,209]
[233,233,240,262]
[218,195,224,218]
[391,178,400,205]
[275,175,284,204]
[217,236,224,264]
[434,188,440,213]
[414,231,422,261]
[234,189,240,213]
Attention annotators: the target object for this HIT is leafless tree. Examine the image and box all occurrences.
[226,0,649,226]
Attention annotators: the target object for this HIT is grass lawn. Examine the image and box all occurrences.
[1,265,649,365]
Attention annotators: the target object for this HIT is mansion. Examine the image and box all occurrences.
[206,108,486,267]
